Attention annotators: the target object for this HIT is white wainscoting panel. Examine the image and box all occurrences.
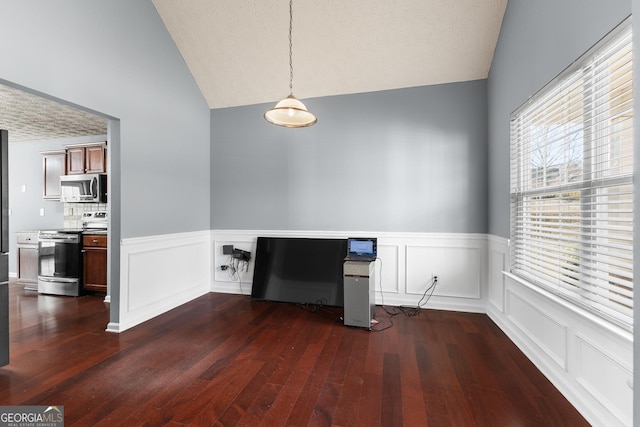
[406,245,481,298]
[506,288,568,370]
[111,230,211,332]
[487,235,507,313]
[376,244,399,294]
[486,235,633,427]
[575,334,633,427]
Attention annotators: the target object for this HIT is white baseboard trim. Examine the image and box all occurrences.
[110,284,209,333]
[105,322,120,333]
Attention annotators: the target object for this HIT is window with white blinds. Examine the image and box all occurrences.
[510,19,633,329]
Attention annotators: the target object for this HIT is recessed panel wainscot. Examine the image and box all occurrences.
[405,245,481,298]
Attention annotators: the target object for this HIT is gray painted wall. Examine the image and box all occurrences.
[487,0,631,238]
[0,0,211,239]
[8,135,106,273]
[211,80,488,233]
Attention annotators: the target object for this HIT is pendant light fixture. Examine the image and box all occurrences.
[264,0,317,127]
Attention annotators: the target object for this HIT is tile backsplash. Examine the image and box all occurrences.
[64,203,108,229]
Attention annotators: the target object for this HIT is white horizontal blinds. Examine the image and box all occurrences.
[510,21,633,329]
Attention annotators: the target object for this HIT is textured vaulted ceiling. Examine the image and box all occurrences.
[152,0,508,109]
[0,0,507,143]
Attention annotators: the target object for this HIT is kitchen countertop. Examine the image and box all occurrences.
[18,229,108,235]
[82,230,108,235]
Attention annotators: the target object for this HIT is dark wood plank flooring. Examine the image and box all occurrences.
[0,282,589,426]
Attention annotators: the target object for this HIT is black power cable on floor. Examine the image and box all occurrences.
[376,269,438,323]
[397,276,438,316]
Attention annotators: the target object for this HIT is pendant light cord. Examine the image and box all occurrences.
[288,0,294,96]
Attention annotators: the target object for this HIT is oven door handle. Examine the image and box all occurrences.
[39,236,79,243]
[37,276,78,284]
[91,177,97,199]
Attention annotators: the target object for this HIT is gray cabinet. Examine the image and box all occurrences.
[17,231,38,291]
[41,150,65,200]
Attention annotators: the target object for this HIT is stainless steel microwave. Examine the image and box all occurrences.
[60,173,107,203]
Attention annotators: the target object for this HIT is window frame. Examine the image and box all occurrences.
[509,18,633,330]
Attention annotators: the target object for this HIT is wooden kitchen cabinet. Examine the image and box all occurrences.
[67,143,107,174]
[41,150,66,199]
[17,232,39,290]
[83,234,107,293]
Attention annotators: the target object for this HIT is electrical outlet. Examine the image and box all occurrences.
[39,208,45,216]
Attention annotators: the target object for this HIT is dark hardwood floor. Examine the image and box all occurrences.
[0,281,589,426]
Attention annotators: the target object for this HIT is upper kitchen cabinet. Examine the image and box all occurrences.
[41,149,66,199]
[66,143,107,175]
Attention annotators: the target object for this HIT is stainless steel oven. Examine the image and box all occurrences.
[38,230,83,296]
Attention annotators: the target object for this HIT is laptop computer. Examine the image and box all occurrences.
[344,237,377,262]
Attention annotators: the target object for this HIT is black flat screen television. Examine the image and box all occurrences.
[251,237,347,307]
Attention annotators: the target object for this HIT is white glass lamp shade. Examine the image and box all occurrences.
[264,95,317,127]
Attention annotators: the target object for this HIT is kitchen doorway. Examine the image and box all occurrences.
[0,79,120,331]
